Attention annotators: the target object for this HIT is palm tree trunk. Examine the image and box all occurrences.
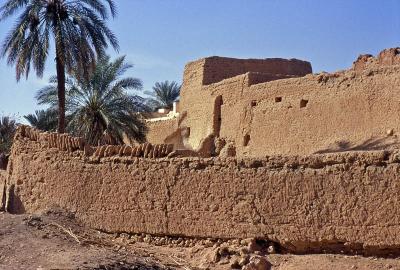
[55,54,66,133]
[54,6,66,134]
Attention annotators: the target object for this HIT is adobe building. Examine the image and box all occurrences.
[147,48,400,157]
[3,48,400,256]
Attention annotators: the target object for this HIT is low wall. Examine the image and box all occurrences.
[4,130,400,255]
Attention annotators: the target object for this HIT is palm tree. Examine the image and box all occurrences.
[36,55,149,145]
[24,109,58,132]
[0,0,119,133]
[146,81,181,110]
[0,116,17,154]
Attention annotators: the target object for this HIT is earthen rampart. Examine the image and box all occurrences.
[3,128,400,255]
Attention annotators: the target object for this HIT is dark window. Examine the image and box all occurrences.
[300,99,309,108]
[243,134,251,146]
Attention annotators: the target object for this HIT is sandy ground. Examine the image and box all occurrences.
[1,211,400,270]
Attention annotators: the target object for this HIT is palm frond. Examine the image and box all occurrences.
[24,109,58,131]
[0,115,17,154]
[36,55,148,145]
[147,80,181,110]
[1,0,120,131]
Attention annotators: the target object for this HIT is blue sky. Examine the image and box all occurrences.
[0,0,399,120]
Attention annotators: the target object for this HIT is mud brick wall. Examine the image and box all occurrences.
[146,119,180,146]
[149,48,400,157]
[200,56,312,85]
[4,133,400,255]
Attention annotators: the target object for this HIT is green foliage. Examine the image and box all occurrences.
[145,81,181,111]
[24,109,58,132]
[1,0,119,132]
[0,0,118,80]
[0,116,17,154]
[36,55,149,145]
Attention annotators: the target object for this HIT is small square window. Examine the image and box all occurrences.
[300,99,309,108]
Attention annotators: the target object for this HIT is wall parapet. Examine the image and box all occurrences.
[18,125,174,159]
[201,56,312,85]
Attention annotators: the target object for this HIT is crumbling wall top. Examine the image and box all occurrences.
[352,47,400,73]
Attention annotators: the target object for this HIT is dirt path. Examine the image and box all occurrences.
[0,211,174,270]
[2,211,400,270]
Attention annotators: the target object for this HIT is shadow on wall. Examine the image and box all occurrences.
[314,137,399,154]
[6,184,26,214]
[0,154,8,170]
[163,111,194,151]
[164,127,191,150]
